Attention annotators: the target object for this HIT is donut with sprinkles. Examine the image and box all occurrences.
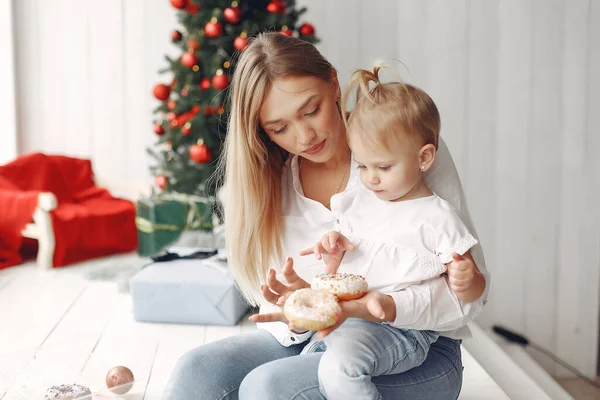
[311,272,368,300]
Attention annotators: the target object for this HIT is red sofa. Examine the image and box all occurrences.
[0,153,137,269]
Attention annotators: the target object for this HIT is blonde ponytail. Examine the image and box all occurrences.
[342,63,440,151]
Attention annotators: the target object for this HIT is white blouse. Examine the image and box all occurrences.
[257,138,490,346]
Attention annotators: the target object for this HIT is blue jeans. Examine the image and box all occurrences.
[163,327,462,400]
[315,319,440,399]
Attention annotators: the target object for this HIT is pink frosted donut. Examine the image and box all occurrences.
[284,288,341,331]
[312,273,368,300]
[44,384,91,399]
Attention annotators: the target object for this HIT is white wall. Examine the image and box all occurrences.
[14,0,178,198]
[13,0,600,377]
[0,0,17,165]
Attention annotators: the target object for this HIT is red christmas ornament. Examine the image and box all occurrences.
[200,78,211,90]
[190,143,211,163]
[181,88,189,96]
[155,175,168,190]
[204,20,223,38]
[280,28,293,37]
[185,1,199,14]
[170,0,187,10]
[299,23,315,37]
[171,30,182,41]
[153,124,165,136]
[212,72,229,90]
[188,38,200,51]
[167,112,177,121]
[234,35,249,51]
[181,123,192,136]
[106,366,134,395]
[168,100,176,110]
[267,0,286,15]
[224,6,243,24]
[182,52,197,68]
[152,83,171,101]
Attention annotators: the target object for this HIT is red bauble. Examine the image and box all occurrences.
[267,0,286,15]
[167,112,177,121]
[155,175,168,190]
[280,28,293,37]
[170,0,187,9]
[153,124,165,136]
[187,38,200,51]
[299,23,315,37]
[171,30,182,41]
[190,144,211,163]
[181,52,197,68]
[204,21,223,38]
[200,78,211,90]
[234,35,249,51]
[224,6,243,24]
[185,1,199,14]
[212,74,229,90]
[181,88,189,96]
[168,100,176,109]
[181,123,192,136]
[152,83,171,101]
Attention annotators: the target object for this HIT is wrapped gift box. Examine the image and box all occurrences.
[136,194,214,257]
[129,255,248,326]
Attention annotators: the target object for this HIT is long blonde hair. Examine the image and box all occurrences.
[342,64,440,152]
[219,32,334,306]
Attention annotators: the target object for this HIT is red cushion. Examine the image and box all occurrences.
[51,198,137,267]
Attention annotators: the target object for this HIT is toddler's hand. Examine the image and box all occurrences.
[299,231,356,273]
[447,252,478,296]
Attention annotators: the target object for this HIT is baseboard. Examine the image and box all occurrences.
[464,322,573,400]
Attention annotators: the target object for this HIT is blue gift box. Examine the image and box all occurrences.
[130,255,249,326]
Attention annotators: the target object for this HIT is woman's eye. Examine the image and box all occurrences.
[273,126,287,135]
[378,166,390,171]
[357,165,366,170]
[306,106,320,116]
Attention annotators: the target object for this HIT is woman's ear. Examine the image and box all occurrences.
[418,144,436,172]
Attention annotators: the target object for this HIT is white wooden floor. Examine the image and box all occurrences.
[0,253,509,400]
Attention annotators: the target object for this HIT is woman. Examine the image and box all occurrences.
[163,32,489,400]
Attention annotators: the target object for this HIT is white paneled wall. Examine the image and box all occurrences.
[1,0,17,165]
[14,0,178,198]
[12,0,600,377]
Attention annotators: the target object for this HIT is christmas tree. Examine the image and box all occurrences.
[149,0,318,197]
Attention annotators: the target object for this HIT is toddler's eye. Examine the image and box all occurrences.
[306,106,320,116]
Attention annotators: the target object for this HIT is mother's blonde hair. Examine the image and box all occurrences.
[219,32,334,306]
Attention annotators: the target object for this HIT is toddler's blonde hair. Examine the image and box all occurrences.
[342,64,440,153]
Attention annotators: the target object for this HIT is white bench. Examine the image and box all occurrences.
[20,192,57,270]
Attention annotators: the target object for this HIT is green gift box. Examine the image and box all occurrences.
[136,193,214,257]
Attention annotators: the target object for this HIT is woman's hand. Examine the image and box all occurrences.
[248,258,310,329]
[447,251,486,303]
[316,291,396,339]
[299,231,356,273]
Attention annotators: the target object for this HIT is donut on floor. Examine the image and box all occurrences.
[311,273,368,300]
[44,383,92,399]
[284,288,341,331]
